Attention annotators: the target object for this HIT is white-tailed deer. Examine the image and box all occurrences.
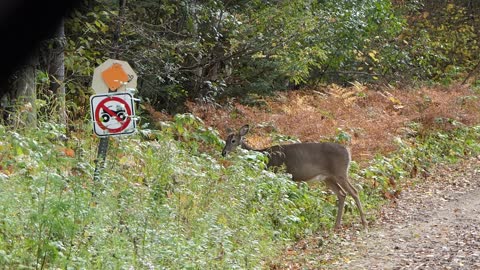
[221,125,367,230]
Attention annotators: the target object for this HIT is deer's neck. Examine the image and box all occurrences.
[241,141,260,152]
[241,141,286,168]
[241,141,274,155]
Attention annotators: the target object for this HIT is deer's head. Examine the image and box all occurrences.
[221,125,250,156]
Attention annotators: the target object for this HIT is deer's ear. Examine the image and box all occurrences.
[239,125,250,136]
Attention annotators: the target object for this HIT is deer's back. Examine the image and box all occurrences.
[264,142,350,181]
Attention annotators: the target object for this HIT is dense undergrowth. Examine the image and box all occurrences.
[1,112,480,269]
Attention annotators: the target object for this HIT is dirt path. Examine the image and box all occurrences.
[275,157,480,269]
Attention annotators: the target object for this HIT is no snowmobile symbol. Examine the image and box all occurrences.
[90,92,136,137]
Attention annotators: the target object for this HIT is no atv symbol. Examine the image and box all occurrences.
[90,92,136,137]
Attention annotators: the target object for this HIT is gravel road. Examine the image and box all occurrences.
[275,157,480,270]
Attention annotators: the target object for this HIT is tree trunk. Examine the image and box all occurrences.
[14,53,37,127]
[49,19,66,125]
[112,0,126,58]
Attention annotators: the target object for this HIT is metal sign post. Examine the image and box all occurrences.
[91,59,138,181]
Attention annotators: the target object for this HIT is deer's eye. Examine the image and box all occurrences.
[231,139,236,143]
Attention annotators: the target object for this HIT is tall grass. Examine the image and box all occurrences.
[0,118,334,269]
[1,114,479,269]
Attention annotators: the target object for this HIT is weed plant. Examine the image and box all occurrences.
[0,117,333,269]
[1,115,479,269]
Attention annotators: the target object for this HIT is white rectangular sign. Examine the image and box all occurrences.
[90,92,136,137]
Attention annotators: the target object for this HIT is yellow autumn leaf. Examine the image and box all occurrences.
[368,50,379,62]
[389,96,402,105]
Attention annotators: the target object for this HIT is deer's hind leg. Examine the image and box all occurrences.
[342,179,368,229]
[337,176,368,229]
[324,176,347,230]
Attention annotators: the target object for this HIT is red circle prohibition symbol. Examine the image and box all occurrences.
[94,96,132,133]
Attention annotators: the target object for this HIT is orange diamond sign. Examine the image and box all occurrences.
[92,59,137,94]
[101,63,129,91]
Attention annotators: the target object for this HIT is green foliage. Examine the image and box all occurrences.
[62,0,404,112]
[309,0,404,83]
[22,0,480,116]
[354,123,480,200]
[160,113,223,153]
[1,115,480,268]
[64,6,112,119]
[219,0,404,95]
[0,118,334,268]
[59,0,477,108]
[398,3,479,83]
[334,128,352,144]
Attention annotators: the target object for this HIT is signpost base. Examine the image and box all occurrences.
[93,137,109,182]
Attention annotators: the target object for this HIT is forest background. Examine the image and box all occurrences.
[4,0,480,118]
